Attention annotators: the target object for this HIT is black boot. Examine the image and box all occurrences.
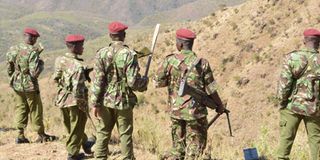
[15,137,30,144]
[35,133,58,143]
[67,153,85,160]
[15,129,29,144]
[82,137,96,154]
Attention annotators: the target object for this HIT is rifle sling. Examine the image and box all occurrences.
[182,57,201,80]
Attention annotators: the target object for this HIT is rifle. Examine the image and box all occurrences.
[178,78,217,109]
[83,67,96,130]
[178,79,233,136]
[85,109,97,131]
[207,109,233,137]
[144,24,160,78]
[84,67,93,82]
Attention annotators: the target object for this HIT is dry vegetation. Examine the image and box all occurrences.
[1,0,320,159]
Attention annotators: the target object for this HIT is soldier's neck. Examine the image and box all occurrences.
[24,42,34,46]
[66,52,78,58]
[305,44,318,51]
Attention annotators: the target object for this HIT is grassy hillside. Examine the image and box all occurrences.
[0,0,244,62]
[0,2,33,20]
[0,11,107,61]
[137,0,245,26]
[0,0,243,24]
[1,0,320,159]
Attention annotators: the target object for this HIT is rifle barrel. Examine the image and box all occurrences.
[226,112,233,137]
[207,113,222,128]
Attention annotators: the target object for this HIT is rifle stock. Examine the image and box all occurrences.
[179,79,233,136]
[178,78,217,109]
[207,109,233,137]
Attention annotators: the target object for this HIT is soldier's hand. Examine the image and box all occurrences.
[84,68,93,83]
[92,107,102,119]
[138,76,149,92]
[39,59,44,66]
[216,105,225,114]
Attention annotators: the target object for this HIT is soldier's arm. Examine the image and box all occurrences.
[153,56,170,88]
[6,49,15,77]
[90,55,107,108]
[28,50,43,78]
[72,67,87,100]
[125,51,147,92]
[277,55,294,107]
[203,60,224,110]
[53,57,62,84]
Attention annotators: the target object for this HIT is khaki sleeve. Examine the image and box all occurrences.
[277,55,294,107]
[28,50,43,78]
[53,57,62,83]
[202,60,218,95]
[6,48,16,77]
[90,52,108,107]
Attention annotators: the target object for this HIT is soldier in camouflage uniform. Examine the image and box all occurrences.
[277,28,320,160]
[153,28,225,160]
[53,34,95,160]
[90,21,148,160]
[6,28,57,144]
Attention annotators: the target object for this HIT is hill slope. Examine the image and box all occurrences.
[0,0,244,24]
[0,0,244,61]
[1,0,320,159]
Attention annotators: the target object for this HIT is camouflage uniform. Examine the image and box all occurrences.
[6,42,45,139]
[154,50,217,160]
[53,52,90,157]
[277,48,320,160]
[91,41,147,160]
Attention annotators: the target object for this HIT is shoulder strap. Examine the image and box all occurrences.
[295,52,313,79]
[174,53,188,73]
[182,58,202,79]
[110,44,128,82]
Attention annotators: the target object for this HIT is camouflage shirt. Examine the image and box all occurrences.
[90,41,146,110]
[277,48,320,116]
[153,50,218,120]
[6,43,44,92]
[53,53,89,110]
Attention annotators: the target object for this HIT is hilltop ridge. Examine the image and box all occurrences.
[0,0,244,61]
[1,0,320,159]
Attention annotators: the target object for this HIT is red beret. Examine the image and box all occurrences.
[24,28,40,37]
[176,28,196,40]
[65,34,85,43]
[303,28,320,37]
[108,21,128,34]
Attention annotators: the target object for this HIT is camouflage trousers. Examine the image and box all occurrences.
[168,117,208,160]
[14,91,45,138]
[61,106,88,156]
[278,108,320,160]
[94,107,134,160]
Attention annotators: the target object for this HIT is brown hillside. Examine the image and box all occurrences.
[1,0,320,159]
[0,0,244,61]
